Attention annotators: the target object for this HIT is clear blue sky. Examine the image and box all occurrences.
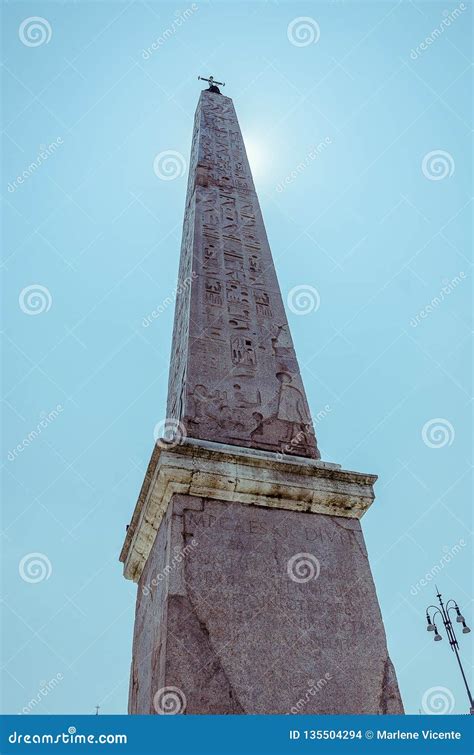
[1,0,472,715]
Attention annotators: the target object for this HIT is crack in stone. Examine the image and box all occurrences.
[178,502,245,713]
[187,593,245,713]
[130,495,403,713]
[329,517,368,560]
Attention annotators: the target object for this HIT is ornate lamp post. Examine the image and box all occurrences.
[425,587,473,714]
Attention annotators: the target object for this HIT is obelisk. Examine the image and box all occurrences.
[120,82,404,715]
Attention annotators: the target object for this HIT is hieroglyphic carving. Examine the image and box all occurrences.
[205,278,223,306]
[254,290,272,317]
[221,195,239,237]
[248,253,264,287]
[215,128,229,146]
[231,336,256,369]
[234,161,246,178]
[239,198,255,217]
[202,309,225,339]
[226,281,249,305]
[202,198,220,231]
[166,90,320,458]
[224,252,245,283]
[235,177,251,193]
[201,135,213,162]
[224,238,242,256]
[190,384,232,429]
[275,372,311,424]
[203,237,219,268]
[228,304,251,330]
[249,254,260,272]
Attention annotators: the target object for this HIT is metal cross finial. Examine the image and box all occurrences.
[95,705,100,715]
[198,75,225,93]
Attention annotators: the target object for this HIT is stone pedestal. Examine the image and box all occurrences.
[120,440,403,714]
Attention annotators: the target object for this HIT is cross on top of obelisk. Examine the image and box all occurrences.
[198,74,225,94]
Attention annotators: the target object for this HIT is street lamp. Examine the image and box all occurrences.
[425,587,473,714]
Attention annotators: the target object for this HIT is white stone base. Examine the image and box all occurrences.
[120,438,378,582]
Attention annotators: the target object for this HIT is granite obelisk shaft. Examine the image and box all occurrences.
[166,90,319,459]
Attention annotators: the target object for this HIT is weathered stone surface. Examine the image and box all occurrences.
[128,495,403,714]
[122,89,404,715]
[120,438,378,583]
[166,90,319,459]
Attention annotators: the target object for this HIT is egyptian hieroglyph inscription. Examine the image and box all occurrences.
[166,91,320,459]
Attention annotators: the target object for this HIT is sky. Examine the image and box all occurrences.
[1,0,472,716]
